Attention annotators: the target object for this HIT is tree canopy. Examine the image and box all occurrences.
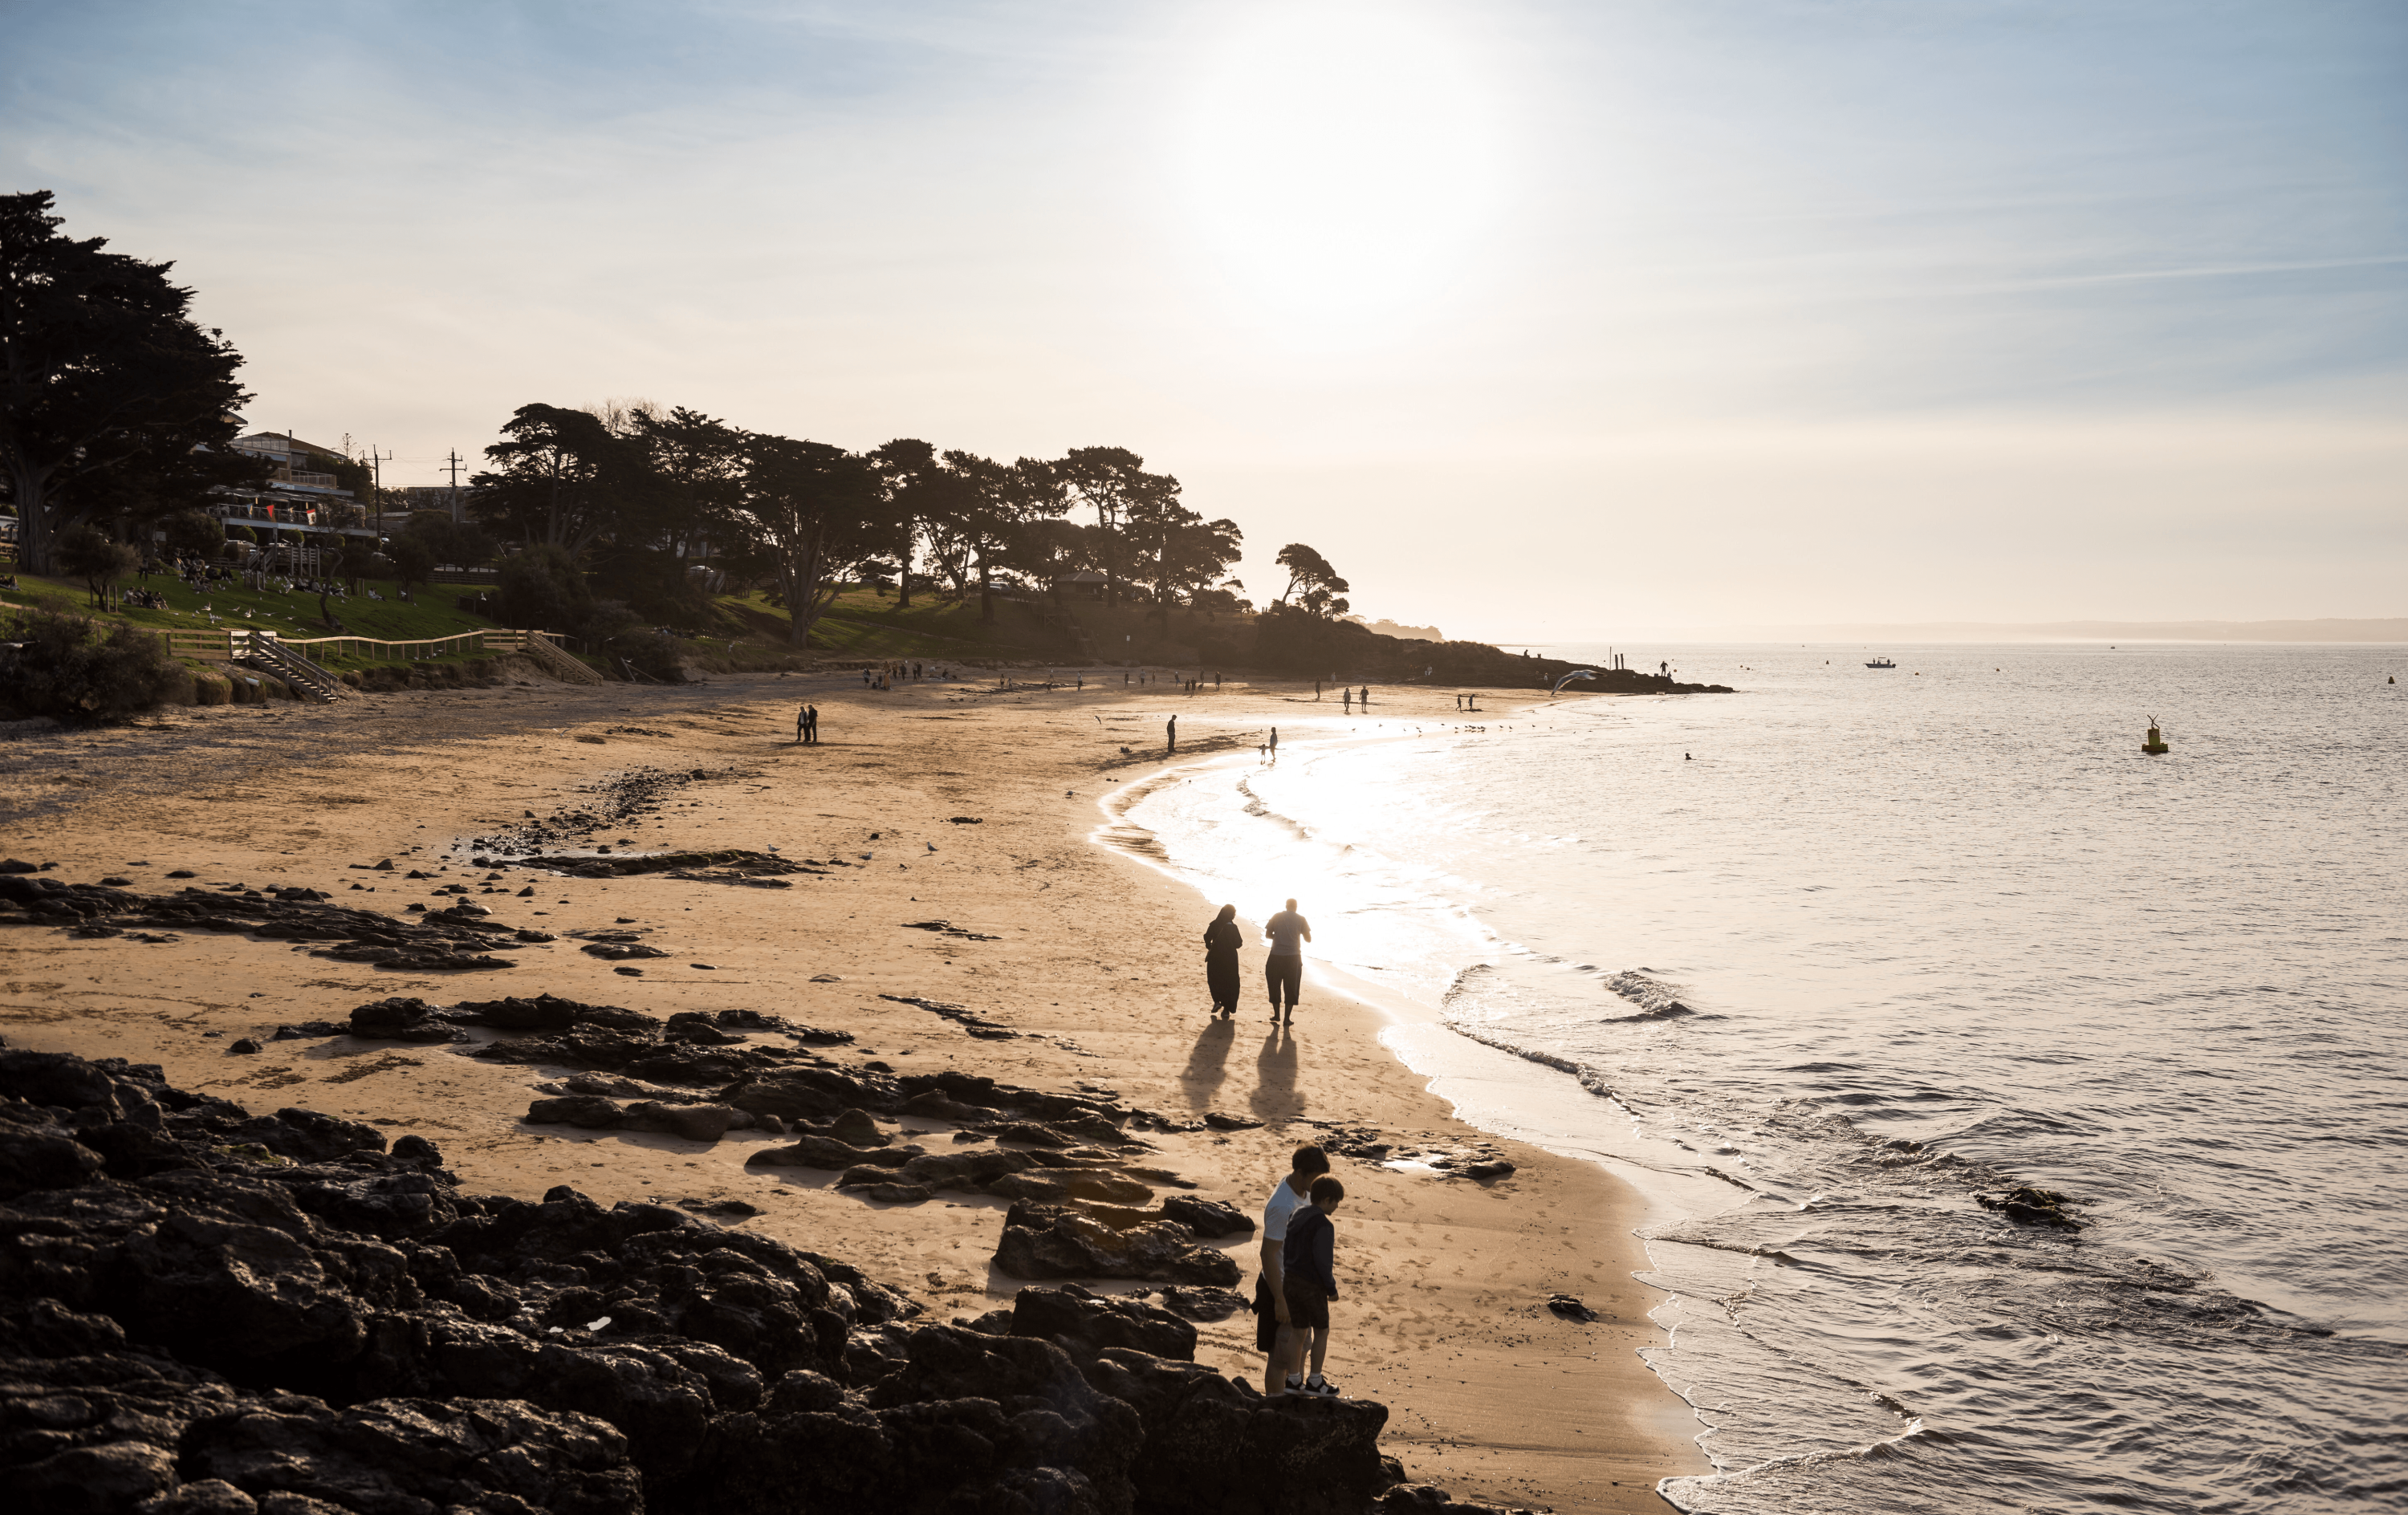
[0,191,263,575]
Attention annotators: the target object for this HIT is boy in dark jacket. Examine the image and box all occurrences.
[1279,1176,1345,1396]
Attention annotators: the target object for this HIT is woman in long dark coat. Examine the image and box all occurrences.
[1203,904,1243,1017]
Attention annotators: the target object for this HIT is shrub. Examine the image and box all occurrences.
[0,609,183,725]
[55,524,141,610]
[161,510,225,558]
[497,544,590,632]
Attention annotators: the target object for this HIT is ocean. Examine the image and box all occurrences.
[1115,643,2406,1513]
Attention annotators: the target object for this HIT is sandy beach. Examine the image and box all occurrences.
[0,664,1705,1511]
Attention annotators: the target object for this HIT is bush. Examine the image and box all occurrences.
[161,510,225,558]
[0,609,183,725]
[55,523,141,610]
[497,544,591,632]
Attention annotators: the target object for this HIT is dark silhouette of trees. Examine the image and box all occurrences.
[934,453,1069,622]
[1056,446,1157,607]
[1273,542,1350,616]
[732,436,886,648]
[1,192,260,575]
[869,438,946,609]
[55,523,140,610]
[384,533,437,599]
[471,404,646,556]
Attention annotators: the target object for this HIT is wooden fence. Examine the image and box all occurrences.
[155,627,579,665]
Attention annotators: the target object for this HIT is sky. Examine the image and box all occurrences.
[6,0,2403,641]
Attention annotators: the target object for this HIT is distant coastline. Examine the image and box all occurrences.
[1515,617,2408,645]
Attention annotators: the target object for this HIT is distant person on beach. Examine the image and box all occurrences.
[1268,727,1279,759]
[1263,898,1310,1022]
[804,705,820,744]
[1279,1176,1346,1397]
[1167,714,1177,753]
[1256,1144,1333,1395]
[796,705,807,743]
[1204,904,1242,1016]
[1342,688,1352,713]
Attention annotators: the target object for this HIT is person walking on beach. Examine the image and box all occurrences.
[796,705,808,744]
[1342,688,1352,713]
[1280,1176,1347,1397]
[1267,727,1279,761]
[804,705,820,745]
[1256,1144,1333,1395]
[1167,714,1178,754]
[1204,904,1243,1016]
[1263,898,1310,1023]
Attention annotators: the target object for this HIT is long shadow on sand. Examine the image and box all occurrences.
[1178,1017,1236,1109]
[1250,1025,1299,1119]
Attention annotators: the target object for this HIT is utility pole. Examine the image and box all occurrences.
[444,449,466,522]
[370,447,393,525]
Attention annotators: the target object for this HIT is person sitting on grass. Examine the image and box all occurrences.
[1280,1176,1347,1397]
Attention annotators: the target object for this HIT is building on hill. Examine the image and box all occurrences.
[204,430,376,543]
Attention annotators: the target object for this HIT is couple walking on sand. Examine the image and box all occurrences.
[1203,899,1310,1022]
[1255,1144,1347,1399]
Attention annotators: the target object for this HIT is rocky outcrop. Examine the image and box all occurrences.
[0,879,520,972]
[0,1049,1514,1514]
[995,1203,1243,1287]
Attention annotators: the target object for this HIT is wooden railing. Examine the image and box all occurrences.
[155,627,591,668]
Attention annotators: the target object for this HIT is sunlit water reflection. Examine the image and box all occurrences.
[1118,644,2406,1514]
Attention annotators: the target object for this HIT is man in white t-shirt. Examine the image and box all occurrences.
[1263,899,1311,1024]
[1256,1143,1333,1395]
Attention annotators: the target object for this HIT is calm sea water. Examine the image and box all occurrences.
[1121,644,2406,1514]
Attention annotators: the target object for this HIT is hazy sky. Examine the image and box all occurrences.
[9,1,2402,639]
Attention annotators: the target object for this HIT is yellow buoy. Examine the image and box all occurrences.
[2142,723,2170,755]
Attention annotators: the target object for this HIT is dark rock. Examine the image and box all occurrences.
[1160,1195,1255,1238]
[1462,1160,1516,1180]
[742,1135,917,1172]
[527,1095,626,1128]
[228,1038,262,1055]
[623,1101,737,1143]
[1202,1111,1263,1131]
[995,1204,1243,1287]
[1977,1186,2087,1229]
[827,1107,886,1147]
[851,1183,932,1204]
[1545,1294,1599,1322]
[344,997,465,1043]
[1155,1286,1248,1322]
[1082,1348,1393,1515]
[269,1022,348,1041]
[665,1012,743,1044]
[1010,1285,1198,1362]
[181,1394,642,1513]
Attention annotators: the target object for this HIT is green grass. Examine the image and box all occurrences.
[4,570,501,644]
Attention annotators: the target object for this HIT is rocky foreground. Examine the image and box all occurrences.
[0,1047,1522,1515]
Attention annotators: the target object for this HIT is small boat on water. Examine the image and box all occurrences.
[1865,656,1897,668]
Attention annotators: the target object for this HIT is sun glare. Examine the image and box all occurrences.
[1184,3,1504,341]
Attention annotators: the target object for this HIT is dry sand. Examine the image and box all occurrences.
[0,664,1707,1511]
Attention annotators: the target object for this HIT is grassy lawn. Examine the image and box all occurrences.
[4,570,500,644]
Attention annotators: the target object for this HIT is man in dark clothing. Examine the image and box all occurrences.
[804,705,820,744]
[1167,714,1177,753]
[1263,898,1310,1022]
[1280,1176,1345,1396]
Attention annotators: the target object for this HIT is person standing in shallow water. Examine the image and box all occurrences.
[1263,897,1310,1023]
[1203,904,1242,1017]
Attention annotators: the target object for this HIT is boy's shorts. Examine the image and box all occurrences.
[1251,1276,1280,1351]
[1281,1279,1331,1331]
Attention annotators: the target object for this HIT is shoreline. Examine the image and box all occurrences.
[0,668,1706,1511]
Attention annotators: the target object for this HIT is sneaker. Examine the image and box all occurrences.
[1302,1375,1340,1397]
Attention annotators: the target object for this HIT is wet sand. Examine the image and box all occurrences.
[0,665,1705,1511]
